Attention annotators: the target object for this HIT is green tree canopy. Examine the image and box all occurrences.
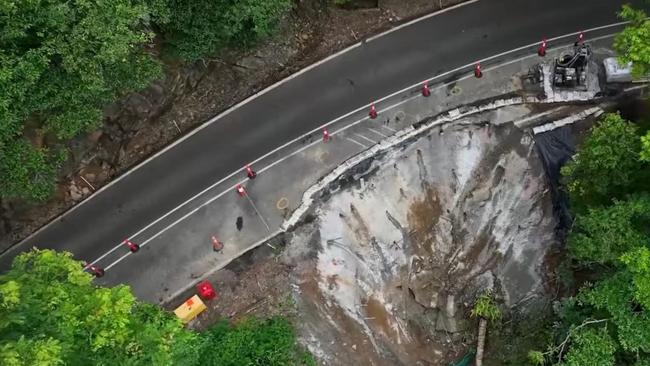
[642,131,650,162]
[530,107,650,365]
[158,0,292,60]
[0,0,162,201]
[196,317,314,366]
[0,249,196,365]
[614,4,650,78]
[568,195,650,264]
[561,113,645,210]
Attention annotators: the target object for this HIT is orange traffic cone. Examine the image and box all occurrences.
[124,239,140,252]
[211,236,224,252]
[422,81,431,97]
[245,164,257,179]
[369,103,378,119]
[236,184,246,197]
[323,128,331,142]
[538,38,547,57]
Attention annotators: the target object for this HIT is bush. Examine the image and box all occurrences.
[197,317,314,366]
[158,0,292,61]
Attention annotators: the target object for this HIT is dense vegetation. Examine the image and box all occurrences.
[526,112,650,366]
[0,249,312,366]
[0,0,291,202]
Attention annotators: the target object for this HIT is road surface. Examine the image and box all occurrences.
[0,0,643,275]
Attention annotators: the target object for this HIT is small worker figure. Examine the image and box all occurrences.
[236,216,243,231]
[211,236,224,252]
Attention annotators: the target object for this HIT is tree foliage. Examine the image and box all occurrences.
[0,249,312,365]
[0,249,195,366]
[530,109,650,365]
[1,0,293,202]
[561,112,644,210]
[157,0,292,60]
[0,0,162,201]
[197,317,314,366]
[642,131,650,162]
[614,4,650,78]
[471,291,501,322]
[0,141,66,202]
[561,327,616,366]
[568,195,650,264]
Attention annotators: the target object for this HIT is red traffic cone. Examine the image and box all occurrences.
[369,103,378,119]
[323,128,331,142]
[474,62,483,78]
[82,262,105,277]
[236,184,246,197]
[577,31,584,44]
[538,38,547,57]
[422,81,431,97]
[124,239,140,253]
[211,236,224,252]
[91,266,105,277]
[245,164,257,179]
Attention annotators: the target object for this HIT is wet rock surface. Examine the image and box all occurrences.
[288,119,556,365]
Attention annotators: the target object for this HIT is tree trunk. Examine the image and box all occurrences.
[476,317,487,366]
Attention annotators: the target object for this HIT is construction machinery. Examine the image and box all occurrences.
[553,43,591,89]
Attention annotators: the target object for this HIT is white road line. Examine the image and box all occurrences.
[98,32,620,270]
[65,25,627,267]
[366,0,480,43]
[353,133,377,144]
[381,125,397,133]
[367,128,389,138]
[346,137,369,148]
[16,0,482,252]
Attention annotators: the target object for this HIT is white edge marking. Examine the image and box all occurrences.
[13,0,481,252]
[102,96,421,270]
[92,32,621,268]
[365,0,480,43]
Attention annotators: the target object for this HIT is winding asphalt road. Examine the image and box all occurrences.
[0,0,644,271]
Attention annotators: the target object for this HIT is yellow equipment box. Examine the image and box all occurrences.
[174,295,206,323]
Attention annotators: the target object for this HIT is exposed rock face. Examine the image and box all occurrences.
[293,118,556,365]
